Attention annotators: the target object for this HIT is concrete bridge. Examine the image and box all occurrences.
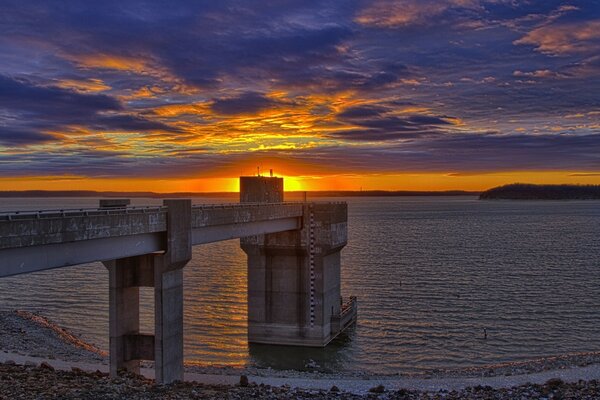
[0,177,357,383]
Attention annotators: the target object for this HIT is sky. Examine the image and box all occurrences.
[0,0,599,192]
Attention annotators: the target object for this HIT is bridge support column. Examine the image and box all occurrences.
[103,199,191,384]
[104,255,154,377]
[152,199,191,384]
[153,255,185,384]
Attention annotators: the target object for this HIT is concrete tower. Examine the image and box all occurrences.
[239,176,284,203]
[240,175,356,346]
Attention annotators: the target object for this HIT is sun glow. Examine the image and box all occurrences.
[2,170,600,193]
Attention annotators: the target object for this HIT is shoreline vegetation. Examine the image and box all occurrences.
[3,310,600,399]
[480,184,600,200]
[0,190,480,198]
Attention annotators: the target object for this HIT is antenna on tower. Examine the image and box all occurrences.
[257,166,260,177]
[270,169,273,177]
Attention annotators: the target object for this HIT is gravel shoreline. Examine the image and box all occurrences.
[4,309,600,398]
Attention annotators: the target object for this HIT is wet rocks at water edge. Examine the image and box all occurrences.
[369,384,386,393]
[0,310,106,364]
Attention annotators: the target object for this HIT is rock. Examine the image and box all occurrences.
[239,375,249,387]
[330,385,340,392]
[40,361,54,371]
[4,360,15,365]
[369,384,385,393]
[546,377,564,389]
[24,361,36,367]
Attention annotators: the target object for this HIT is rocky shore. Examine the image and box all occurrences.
[4,310,600,399]
[0,310,106,364]
[3,362,600,399]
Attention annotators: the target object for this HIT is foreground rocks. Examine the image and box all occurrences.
[3,363,600,399]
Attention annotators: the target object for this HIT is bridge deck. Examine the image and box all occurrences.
[0,202,306,277]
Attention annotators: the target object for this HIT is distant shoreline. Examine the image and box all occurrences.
[480,184,600,200]
[0,190,480,198]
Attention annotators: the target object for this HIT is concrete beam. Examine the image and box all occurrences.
[192,217,300,245]
[0,233,163,278]
[123,334,155,361]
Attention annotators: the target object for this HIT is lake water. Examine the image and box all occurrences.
[1,196,600,374]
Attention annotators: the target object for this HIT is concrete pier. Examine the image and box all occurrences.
[241,176,356,346]
[0,177,356,383]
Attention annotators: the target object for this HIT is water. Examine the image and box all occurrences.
[1,196,599,374]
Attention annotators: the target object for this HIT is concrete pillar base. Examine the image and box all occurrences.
[154,255,185,384]
[241,202,350,347]
[104,255,153,377]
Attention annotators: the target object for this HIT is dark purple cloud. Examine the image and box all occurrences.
[0,128,57,146]
[0,74,179,145]
[211,92,278,115]
[0,74,120,116]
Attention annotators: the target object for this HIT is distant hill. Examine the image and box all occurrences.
[0,189,479,198]
[480,184,600,200]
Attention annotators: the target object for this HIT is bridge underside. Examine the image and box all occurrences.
[0,203,302,278]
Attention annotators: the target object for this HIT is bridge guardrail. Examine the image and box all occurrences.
[0,200,345,221]
[0,206,167,221]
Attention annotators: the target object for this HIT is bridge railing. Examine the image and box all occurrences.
[0,206,166,221]
[0,200,346,221]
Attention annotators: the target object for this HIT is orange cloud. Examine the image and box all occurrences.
[74,54,149,72]
[514,20,600,55]
[55,78,111,92]
[513,69,566,79]
[355,0,481,27]
[68,53,199,95]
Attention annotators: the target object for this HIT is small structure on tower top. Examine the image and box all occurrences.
[239,174,283,203]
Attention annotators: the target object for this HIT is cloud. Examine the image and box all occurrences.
[513,69,567,79]
[337,105,387,119]
[0,74,179,144]
[0,74,121,117]
[514,20,600,56]
[355,0,483,28]
[285,132,600,173]
[211,92,280,115]
[0,127,58,146]
[333,105,461,141]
